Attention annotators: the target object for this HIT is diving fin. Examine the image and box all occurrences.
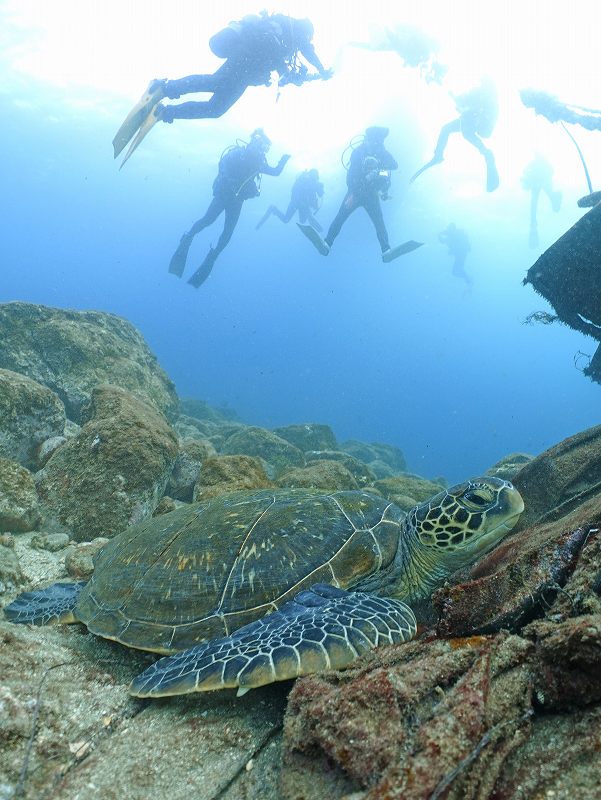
[382,241,424,262]
[188,249,217,289]
[409,156,442,184]
[119,104,163,170]
[297,223,330,255]
[169,233,193,278]
[113,81,165,159]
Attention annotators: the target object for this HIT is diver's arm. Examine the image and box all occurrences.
[299,43,332,77]
[262,154,291,176]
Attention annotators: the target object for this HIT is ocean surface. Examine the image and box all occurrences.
[1,0,599,483]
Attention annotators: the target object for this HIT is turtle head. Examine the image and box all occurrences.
[401,477,524,600]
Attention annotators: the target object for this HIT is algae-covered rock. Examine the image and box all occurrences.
[168,438,218,501]
[222,426,305,476]
[0,543,25,594]
[0,302,178,423]
[512,423,601,531]
[340,439,407,473]
[65,537,109,578]
[276,460,358,491]
[374,473,445,507]
[179,396,239,423]
[486,452,534,481]
[36,385,178,541]
[273,424,338,452]
[0,368,65,469]
[0,458,41,533]
[305,450,376,486]
[193,455,273,501]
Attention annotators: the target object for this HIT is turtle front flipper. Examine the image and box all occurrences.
[4,581,86,625]
[129,584,417,698]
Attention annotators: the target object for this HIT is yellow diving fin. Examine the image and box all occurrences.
[112,81,165,159]
[119,104,163,169]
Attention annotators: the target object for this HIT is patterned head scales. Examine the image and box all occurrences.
[409,477,524,567]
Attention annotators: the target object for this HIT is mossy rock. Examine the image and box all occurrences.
[193,455,273,501]
[222,426,305,477]
[276,460,359,491]
[272,424,338,453]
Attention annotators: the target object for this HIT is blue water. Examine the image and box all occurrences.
[1,5,599,484]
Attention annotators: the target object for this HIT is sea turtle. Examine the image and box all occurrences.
[4,477,523,698]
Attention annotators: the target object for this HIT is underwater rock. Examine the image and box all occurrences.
[167,438,218,502]
[30,532,71,552]
[305,450,376,486]
[153,496,178,516]
[36,385,178,541]
[374,473,446,507]
[193,455,273,501]
[512,422,601,531]
[65,538,109,579]
[0,368,65,470]
[221,426,305,477]
[179,396,239,423]
[276,460,359,491]
[272,423,338,453]
[0,544,25,595]
[340,439,407,473]
[0,458,41,533]
[0,302,178,423]
[486,451,534,481]
[35,435,68,469]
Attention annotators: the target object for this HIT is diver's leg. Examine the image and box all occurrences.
[410,119,461,182]
[461,127,499,191]
[325,194,357,247]
[434,118,461,160]
[543,185,562,212]
[161,68,249,121]
[169,198,225,277]
[187,198,243,288]
[362,196,390,252]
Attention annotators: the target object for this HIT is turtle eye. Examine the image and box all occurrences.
[462,489,492,508]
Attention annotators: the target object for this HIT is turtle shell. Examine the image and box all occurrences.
[74,489,403,653]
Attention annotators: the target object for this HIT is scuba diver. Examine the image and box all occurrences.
[411,78,500,192]
[520,89,601,131]
[521,155,562,248]
[113,13,332,167]
[256,168,324,231]
[298,126,423,262]
[438,223,472,286]
[169,129,290,289]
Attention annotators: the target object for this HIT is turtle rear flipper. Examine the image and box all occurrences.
[3,581,86,626]
[129,584,417,698]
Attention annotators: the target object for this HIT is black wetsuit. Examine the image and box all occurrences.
[169,144,289,287]
[325,142,397,252]
[159,15,327,122]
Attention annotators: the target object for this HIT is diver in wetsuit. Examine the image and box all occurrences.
[113,14,332,166]
[256,169,324,231]
[298,126,422,262]
[521,155,562,247]
[169,129,290,289]
[411,78,499,192]
[438,223,472,285]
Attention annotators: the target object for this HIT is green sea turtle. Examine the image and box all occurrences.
[4,477,523,698]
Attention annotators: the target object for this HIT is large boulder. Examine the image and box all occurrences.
[340,439,407,473]
[272,424,338,453]
[0,302,178,423]
[221,426,305,477]
[0,369,65,470]
[512,423,601,531]
[305,450,376,487]
[167,438,218,502]
[35,385,178,541]
[0,458,41,533]
[193,455,273,501]
[374,473,446,510]
[276,461,358,491]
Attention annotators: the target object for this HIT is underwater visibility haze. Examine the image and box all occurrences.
[1,0,600,482]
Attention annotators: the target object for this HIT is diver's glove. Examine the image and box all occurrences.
[320,68,334,80]
[278,154,292,168]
